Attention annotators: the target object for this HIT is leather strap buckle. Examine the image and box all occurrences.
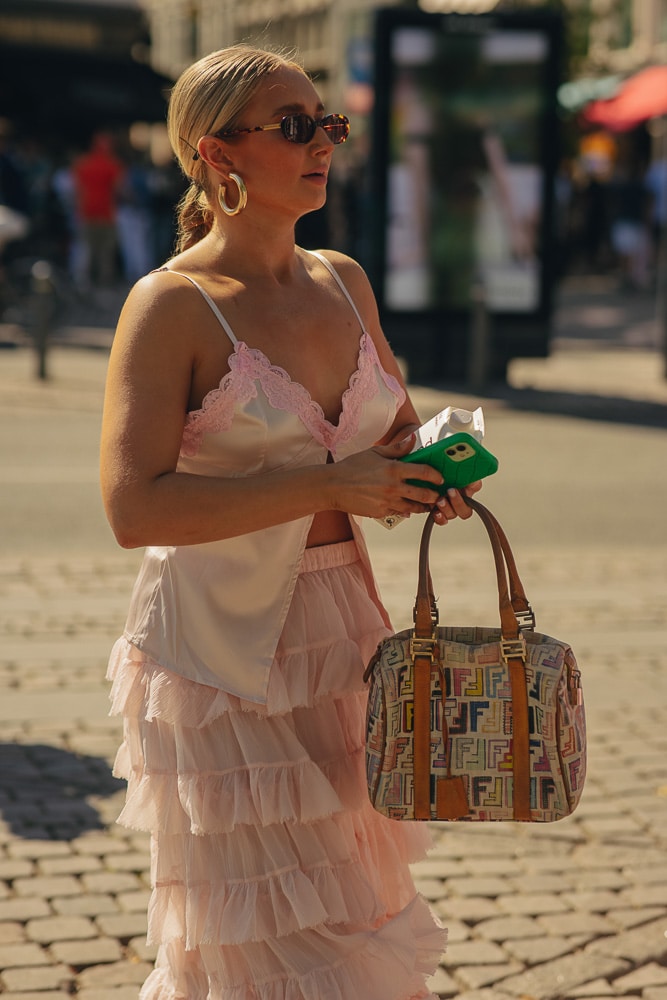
[410,635,438,661]
[500,636,527,663]
[515,608,536,631]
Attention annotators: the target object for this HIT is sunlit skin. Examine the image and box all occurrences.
[100,66,481,550]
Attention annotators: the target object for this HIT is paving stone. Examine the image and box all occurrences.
[0,898,51,921]
[77,988,141,1000]
[52,893,119,917]
[621,866,667,885]
[38,855,102,876]
[444,878,511,898]
[499,953,630,998]
[77,960,154,987]
[26,915,97,943]
[413,859,467,879]
[0,922,25,944]
[0,942,50,967]
[413,878,446,900]
[565,979,614,997]
[7,841,71,860]
[564,867,630,892]
[50,937,123,967]
[606,907,666,930]
[617,885,667,908]
[72,836,130,857]
[426,966,459,998]
[614,964,667,991]
[116,890,150,913]
[497,893,570,916]
[126,936,158,962]
[504,934,594,965]
[440,940,508,967]
[510,874,575,894]
[0,964,73,992]
[587,916,667,964]
[456,963,524,990]
[644,990,667,1000]
[453,991,512,1000]
[82,872,142,895]
[13,875,81,898]
[561,890,624,912]
[104,852,150,874]
[0,992,71,999]
[537,912,617,937]
[95,912,148,940]
[462,858,525,878]
[475,916,543,941]
[443,919,472,943]
[434,897,501,923]
[0,859,34,879]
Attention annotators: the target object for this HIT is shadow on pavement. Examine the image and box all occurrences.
[0,743,125,840]
[426,379,667,429]
[494,385,667,429]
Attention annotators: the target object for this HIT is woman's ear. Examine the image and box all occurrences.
[196,136,233,173]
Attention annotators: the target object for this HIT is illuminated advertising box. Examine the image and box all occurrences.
[370,8,562,379]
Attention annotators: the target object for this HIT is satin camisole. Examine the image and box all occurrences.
[122,251,405,702]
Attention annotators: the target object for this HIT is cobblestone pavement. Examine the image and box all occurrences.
[0,544,666,999]
[1,296,667,998]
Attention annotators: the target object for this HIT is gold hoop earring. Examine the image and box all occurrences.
[218,173,247,216]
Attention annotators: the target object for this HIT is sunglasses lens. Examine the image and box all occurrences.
[322,114,350,145]
[282,114,316,143]
[280,114,350,144]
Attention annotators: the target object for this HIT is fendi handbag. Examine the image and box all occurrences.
[364,497,586,822]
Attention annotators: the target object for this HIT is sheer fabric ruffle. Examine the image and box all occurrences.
[108,544,446,999]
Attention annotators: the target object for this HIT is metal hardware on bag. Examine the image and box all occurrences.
[515,607,536,632]
[568,665,583,706]
[500,636,527,662]
[410,635,438,661]
[413,606,439,628]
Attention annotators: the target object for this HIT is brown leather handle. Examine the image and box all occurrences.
[414,497,534,641]
[412,496,534,822]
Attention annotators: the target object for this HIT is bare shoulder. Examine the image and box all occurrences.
[310,249,371,293]
[117,270,206,337]
[308,248,378,321]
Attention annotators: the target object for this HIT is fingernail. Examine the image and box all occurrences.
[447,488,457,498]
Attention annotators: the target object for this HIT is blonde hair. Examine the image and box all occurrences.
[168,46,307,252]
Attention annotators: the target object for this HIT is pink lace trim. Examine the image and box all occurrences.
[180,334,405,458]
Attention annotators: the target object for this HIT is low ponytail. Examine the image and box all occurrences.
[175,183,214,253]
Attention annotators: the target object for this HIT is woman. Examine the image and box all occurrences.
[101,45,479,1000]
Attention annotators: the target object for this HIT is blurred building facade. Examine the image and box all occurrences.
[141,0,667,93]
[142,0,384,111]
[583,0,667,73]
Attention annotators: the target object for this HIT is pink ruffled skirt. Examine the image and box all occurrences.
[107,540,446,1000]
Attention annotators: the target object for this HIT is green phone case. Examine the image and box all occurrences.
[400,432,498,494]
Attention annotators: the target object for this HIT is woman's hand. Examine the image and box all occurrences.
[432,480,482,526]
[329,436,484,525]
[328,435,445,520]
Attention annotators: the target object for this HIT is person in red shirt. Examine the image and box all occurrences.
[73,132,124,289]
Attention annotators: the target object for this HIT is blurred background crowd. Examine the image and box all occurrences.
[1,0,666,376]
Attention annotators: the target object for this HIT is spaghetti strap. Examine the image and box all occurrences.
[307,250,368,335]
[152,268,239,346]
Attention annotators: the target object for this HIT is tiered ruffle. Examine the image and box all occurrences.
[108,548,446,999]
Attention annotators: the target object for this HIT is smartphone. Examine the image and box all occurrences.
[400,432,498,494]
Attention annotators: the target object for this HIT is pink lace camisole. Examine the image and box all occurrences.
[122,250,405,701]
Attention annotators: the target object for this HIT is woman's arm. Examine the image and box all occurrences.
[100,275,445,549]
[317,251,482,525]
